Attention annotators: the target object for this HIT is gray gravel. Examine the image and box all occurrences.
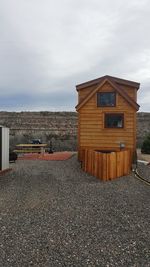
[0,155,150,267]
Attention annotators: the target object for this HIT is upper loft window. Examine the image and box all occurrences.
[97,92,116,107]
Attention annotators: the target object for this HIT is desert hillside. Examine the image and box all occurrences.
[0,111,149,150]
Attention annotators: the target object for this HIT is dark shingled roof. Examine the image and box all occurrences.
[76,75,140,91]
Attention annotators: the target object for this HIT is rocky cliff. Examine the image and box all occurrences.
[0,111,149,150]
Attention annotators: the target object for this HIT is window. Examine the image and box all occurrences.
[97,92,116,107]
[105,114,124,128]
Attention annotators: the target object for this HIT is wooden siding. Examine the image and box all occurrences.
[78,82,137,161]
[78,82,137,104]
[119,85,137,101]
[78,84,97,103]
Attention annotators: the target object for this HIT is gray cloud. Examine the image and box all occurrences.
[0,0,150,111]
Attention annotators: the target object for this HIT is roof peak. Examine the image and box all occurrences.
[76,76,140,111]
[76,75,140,90]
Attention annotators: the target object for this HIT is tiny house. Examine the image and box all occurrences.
[75,75,140,180]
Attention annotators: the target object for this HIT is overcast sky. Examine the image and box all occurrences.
[0,0,150,111]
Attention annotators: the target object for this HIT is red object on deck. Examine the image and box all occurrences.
[18,152,74,161]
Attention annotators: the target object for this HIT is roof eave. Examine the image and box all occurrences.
[76,75,140,91]
[76,77,140,111]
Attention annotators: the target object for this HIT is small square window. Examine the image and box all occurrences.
[97,92,116,107]
[105,114,124,128]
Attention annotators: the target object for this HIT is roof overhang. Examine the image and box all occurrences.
[76,76,140,111]
[76,75,140,91]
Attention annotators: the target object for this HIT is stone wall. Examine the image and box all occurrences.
[0,111,149,150]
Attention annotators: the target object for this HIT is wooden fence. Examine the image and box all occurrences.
[81,149,131,181]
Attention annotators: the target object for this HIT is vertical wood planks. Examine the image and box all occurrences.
[81,149,131,181]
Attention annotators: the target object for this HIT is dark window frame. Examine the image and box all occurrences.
[104,113,124,129]
[97,92,116,107]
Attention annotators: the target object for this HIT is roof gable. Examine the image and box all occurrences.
[76,77,140,111]
[76,75,140,91]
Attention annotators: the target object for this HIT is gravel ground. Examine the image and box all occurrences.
[0,155,150,267]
